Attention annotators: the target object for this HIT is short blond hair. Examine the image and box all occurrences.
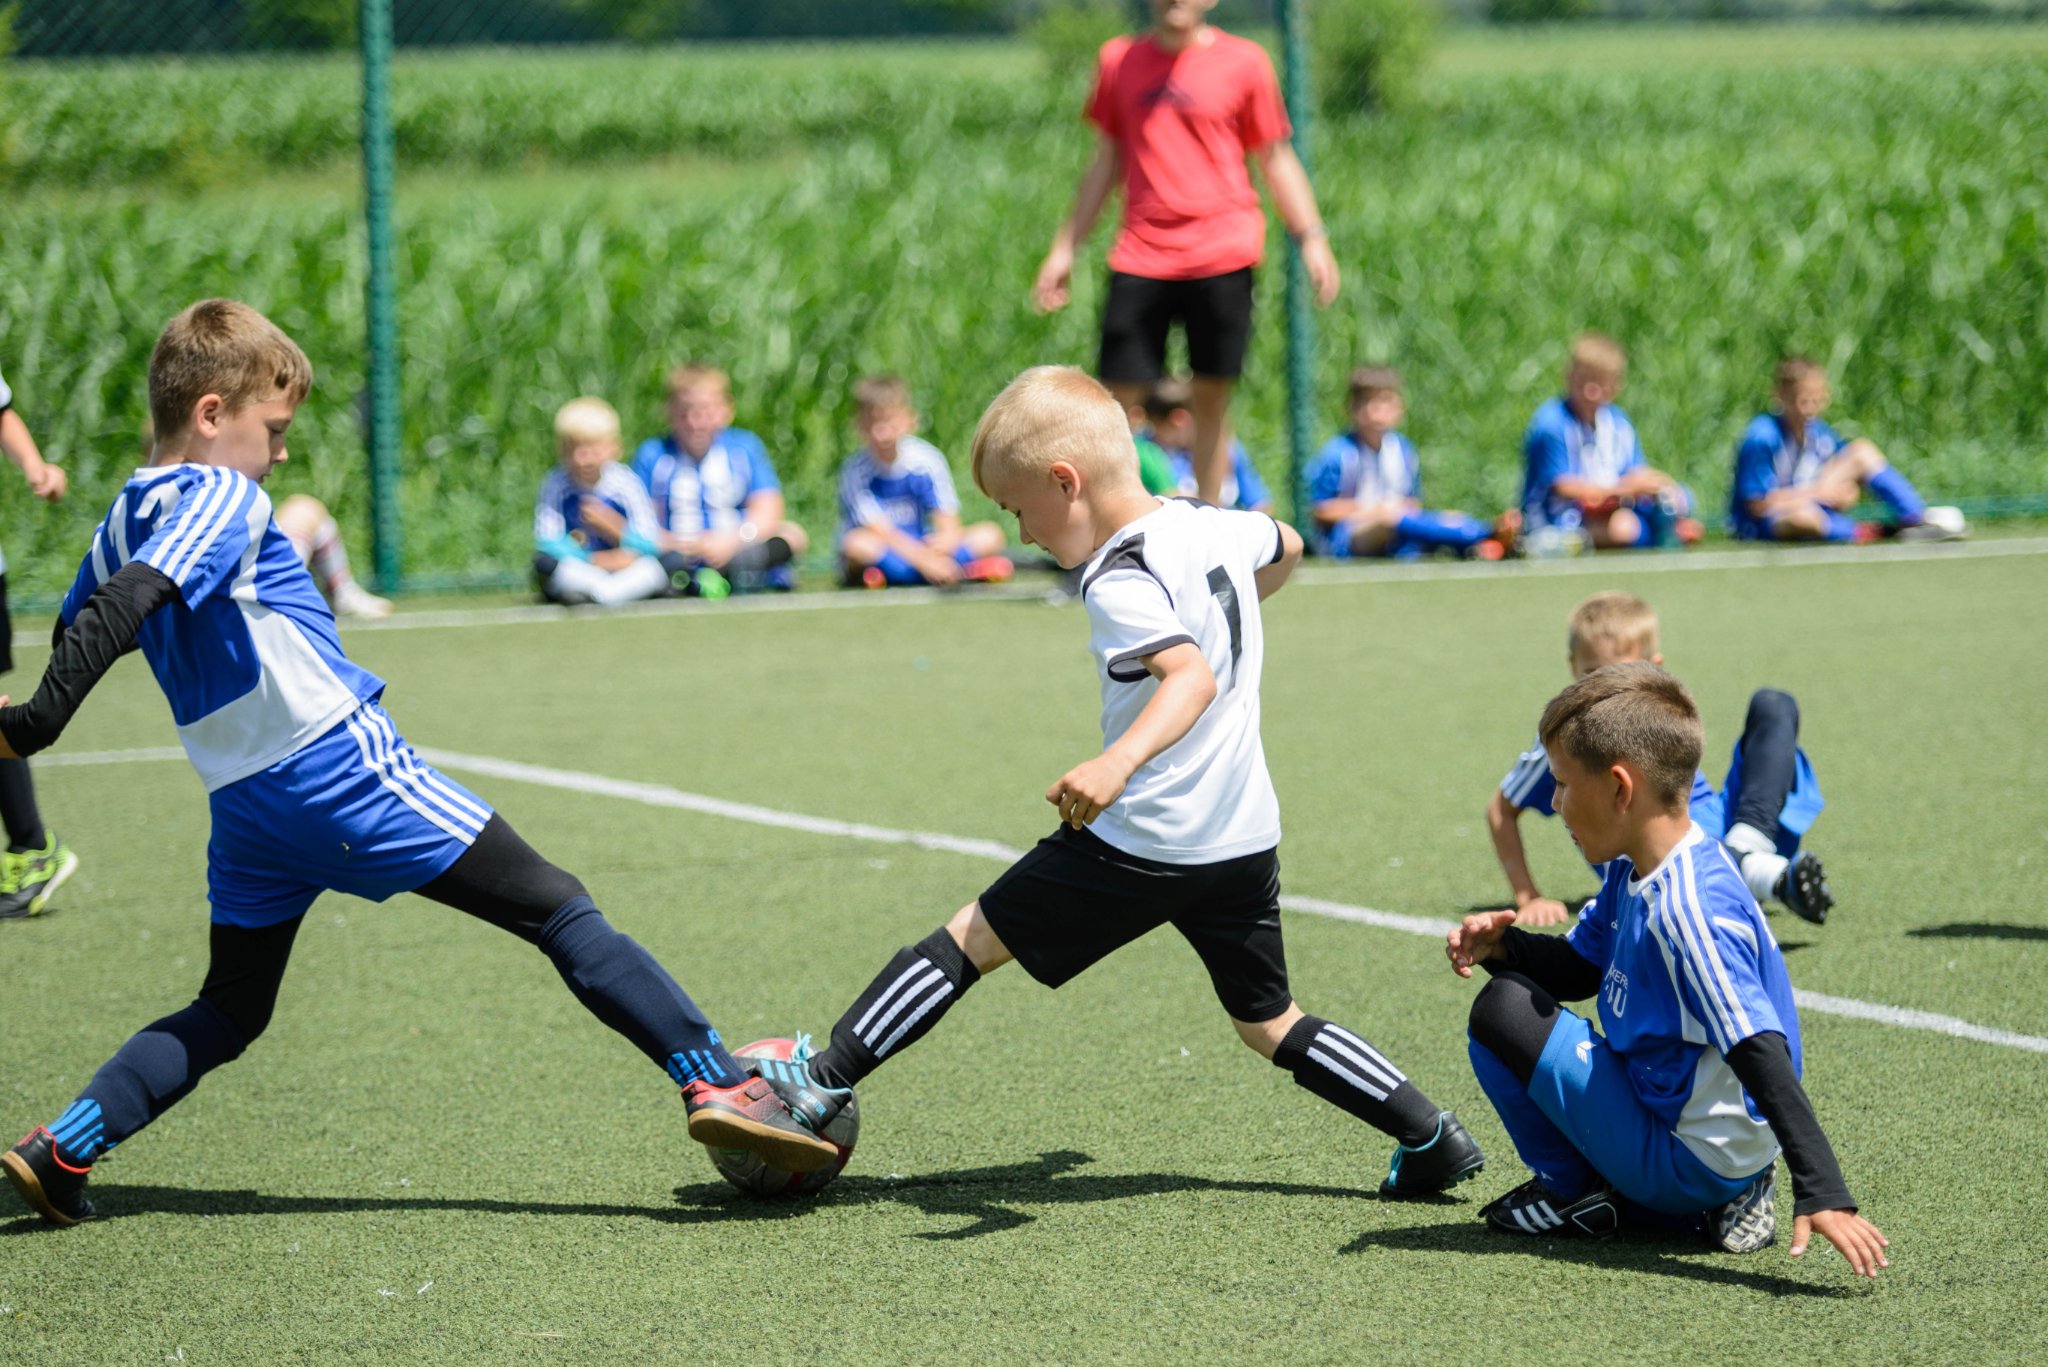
[1348,365,1402,404]
[1568,331,1628,382]
[1539,662,1703,809]
[970,366,1141,496]
[1774,355,1825,392]
[852,374,913,415]
[666,363,729,401]
[554,396,621,446]
[149,299,312,442]
[1568,591,1659,664]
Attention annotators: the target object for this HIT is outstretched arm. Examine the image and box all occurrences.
[1486,789,1570,926]
[1034,136,1123,313]
[0,407,66,501]
[0,562,180,759]
[1253,142,1339,307]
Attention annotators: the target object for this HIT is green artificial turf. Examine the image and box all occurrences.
[3,546,2046,1364]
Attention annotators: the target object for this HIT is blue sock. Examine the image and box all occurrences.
[1822,509,1862,542]
[1469,1036,1597,1200]
[874,549,923,585]
[1393,510,1490,552]
[1867,465,1925,523]
[47,998,248,1164]
[537,897,744,1088]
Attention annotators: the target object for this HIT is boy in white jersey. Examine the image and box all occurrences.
[1447,663,1888,1276]
[763,367,1485,1196]
[0,301,835,1226]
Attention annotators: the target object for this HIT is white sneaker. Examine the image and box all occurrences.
[1898,506,1968,542]
[330,580,395,619]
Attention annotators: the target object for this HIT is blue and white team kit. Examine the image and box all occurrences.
[63,463,489,927]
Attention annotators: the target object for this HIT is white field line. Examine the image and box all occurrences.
[42,744,2048,1057]
[16,536,2045,647]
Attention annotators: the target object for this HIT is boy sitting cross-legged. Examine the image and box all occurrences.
[533,396,676,606]
[836,374,1011,589]
[0,301,834,1226]
[1447,663,1889,1276]
[761,366,1486,1196]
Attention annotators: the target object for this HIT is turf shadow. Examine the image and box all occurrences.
[1341,1219,1848,1297]
[1905,922,2048,942]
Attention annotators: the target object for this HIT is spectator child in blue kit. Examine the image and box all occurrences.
[1522,334,1699,551]
[1142,378,1272,513]
[533,397,674,607]
[837,375,1010,588]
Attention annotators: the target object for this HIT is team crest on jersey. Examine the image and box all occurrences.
[1602,966,1628,1018]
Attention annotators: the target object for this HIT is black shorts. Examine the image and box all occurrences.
[1097,267,1257,384]
[976,824,1291,1022]
[0,573,13,676]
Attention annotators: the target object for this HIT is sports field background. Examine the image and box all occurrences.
[3,20,2046,595]
[3,542,2045,1363]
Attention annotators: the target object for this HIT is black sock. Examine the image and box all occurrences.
[810,928,980,1090]
[1273,1014,1441,1146]
[0,757,47,852]
[726,536,794,575]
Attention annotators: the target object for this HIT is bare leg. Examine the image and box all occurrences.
[1188,375,1236,505]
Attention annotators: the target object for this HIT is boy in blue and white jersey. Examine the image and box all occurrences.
[1731,356,1964,544]
[1447,664,1889,1277]
[631,363,809,593]
[1521,333,1699,550]
[0,301,836,1227]
[1141,379,1273,513]
[836,375,1010,588]
[1489,592,1831,927]
[1306,366,1506,559]
[533,396,674,607]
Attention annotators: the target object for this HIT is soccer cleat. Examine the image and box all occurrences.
[961,555,1015,584]
[747,1037,854,1136]
[329,579,394,620]
[1708,1167,1777,1253]
[1481,1176,1620,1239]
[1898,506,1968,542]
[1673,516,1705,546]
[689,567,732,600]
[1471,537,1507,562]
[682,1076,839,1173]
[1380,1111,1485,1198]
[1774,851,1833,925]
[0,835,79,920]
[860,566,888,590]
[3,1127,96,1225]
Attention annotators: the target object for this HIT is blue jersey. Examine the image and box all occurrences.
[1521,396,1646,530]
[630,428,779,537]
[837,436,960,540]
[1500,733,1718,829]
[533,462,660,554]
[61,464,385,792]
[1731,413,1846,534]
[1161,438,1271,512]
[1305,429,1418,554]
[1563,823,1802,1180]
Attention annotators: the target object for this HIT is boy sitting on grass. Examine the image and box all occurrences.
[1491,592,1832,926]
[836,375,1011,588]
[1143,377,1273,513]
[1732,356,1965,544]
[533,397,674,606]
[1448,663,1888,1276]
[1306,365,1510,559]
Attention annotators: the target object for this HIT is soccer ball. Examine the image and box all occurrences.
[704,1037,859,1198]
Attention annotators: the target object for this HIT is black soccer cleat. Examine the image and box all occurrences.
[681,1077,839,1173]
[1707,1167,1777,1253]
[1380,1111,1485,1198]
[1774,851,1834,925]
[3,1127,96,1226]
[748,1052,853,1136]
[1481,1176,1620,1239]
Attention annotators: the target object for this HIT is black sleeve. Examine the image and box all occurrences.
[1480,924,1604,1002]
[0,562,179,757]
[1725,1031,1856,1217]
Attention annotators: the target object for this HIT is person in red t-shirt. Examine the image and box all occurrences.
[1033,0,1341,507]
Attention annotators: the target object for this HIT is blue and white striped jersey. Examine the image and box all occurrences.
[1564,823,1801,1179]
[630,429,779,538]
[1521,396,1647,530]
[837,436,960,539]
[533,462,660,552]
[1730,413,1846,533]
[60,463,385,792]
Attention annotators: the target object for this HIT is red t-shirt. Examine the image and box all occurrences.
[1085,29,1292,281]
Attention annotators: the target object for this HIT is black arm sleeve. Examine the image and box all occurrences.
[1725,1031,1856,1217]
[1480,925,1604,1002]
[0,561,179,757]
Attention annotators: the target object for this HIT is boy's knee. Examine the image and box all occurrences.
[1469,973,1557,1084]
[1746,688,1799,734]
[1232,1002,1301,1060]
[947,902,1013,975]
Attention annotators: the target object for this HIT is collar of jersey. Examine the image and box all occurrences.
[1624,820,1708,898]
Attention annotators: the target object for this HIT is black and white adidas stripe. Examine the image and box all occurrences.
[851,958,955,1059]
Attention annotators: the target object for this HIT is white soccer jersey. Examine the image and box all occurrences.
[1079,498,1285,864]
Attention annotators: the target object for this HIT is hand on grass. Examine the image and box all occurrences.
[1514,896,1572,928]
[1047,754,1133,830]
[1791,1208,1890,1278]
[1446,910,1517,978]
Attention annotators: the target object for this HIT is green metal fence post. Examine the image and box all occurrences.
[1276,0,1317,537]
[360,0,403,591]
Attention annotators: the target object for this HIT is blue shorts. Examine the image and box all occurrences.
[206,704,492,928]
[1529,1008,1756,1214]
[870,542,977,586]
[1696,741,1825,857]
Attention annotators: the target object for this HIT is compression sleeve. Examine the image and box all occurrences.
[1481,925,1604,1002]
[1725,1031,1855,1217]
[0,561,178,757]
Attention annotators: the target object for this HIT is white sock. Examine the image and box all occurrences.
[1723,822,1787,905]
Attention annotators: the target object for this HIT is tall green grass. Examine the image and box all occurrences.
[1,29,2041,596]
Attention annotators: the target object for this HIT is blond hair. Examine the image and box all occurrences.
[1774,355,1825,392]
[1568,590,1659,664]
[666,362,730,402]
[1568,331,1628,382]
[148,299,312,442]
[970,366,1141,496]
[852,374,913,415]
[554,396,621,446]
[1538,662,1703,808]
[1348,365,1402,404]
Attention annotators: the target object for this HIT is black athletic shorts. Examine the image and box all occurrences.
[976,823,1291,1022]
[0,573,13,676]
[1097,267,1257,384]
